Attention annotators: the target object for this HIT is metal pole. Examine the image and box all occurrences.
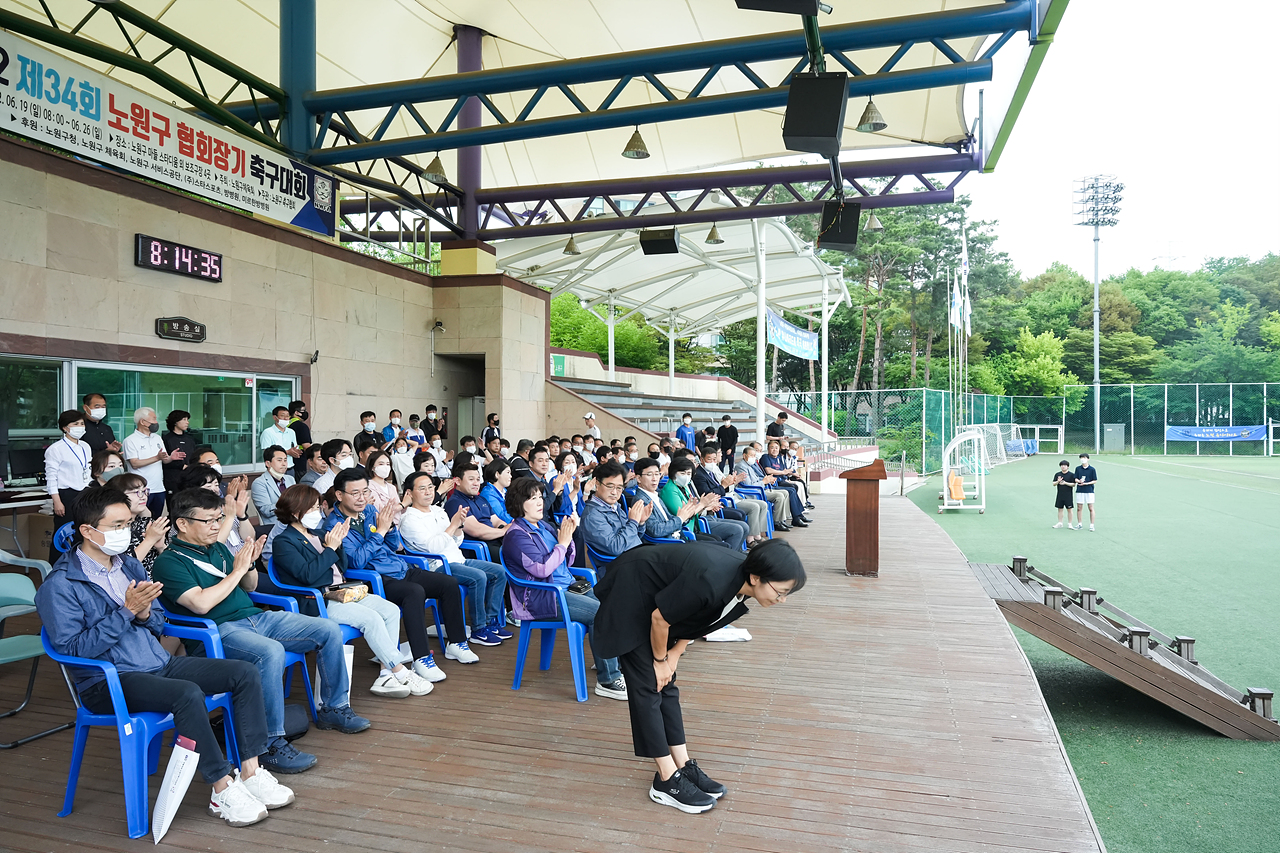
[1163,383,1168,456]
[1229,383,1234,457]
[607,292,616,382]
[821,275,830,448]
[1130,383,1135,455]
[753,220,767,446]
[279,0,316,156]
[1093,222,1101,454]
[668,309,676,397]
[1195,384,1200,456]
[455,25,484,239]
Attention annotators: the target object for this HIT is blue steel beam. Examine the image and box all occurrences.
[279,0,316,155]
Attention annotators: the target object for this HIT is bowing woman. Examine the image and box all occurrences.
[592,538,805,814]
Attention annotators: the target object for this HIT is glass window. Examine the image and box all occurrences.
[0,356,62,483]
[256,377,295,437]
[77,367,258,467]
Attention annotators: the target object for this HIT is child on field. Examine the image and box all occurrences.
[1051,460,1076,529]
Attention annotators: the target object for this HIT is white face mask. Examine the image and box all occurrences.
[431,439,442,449]
[674,473,692,487]
[390,417,400,425]
[363,422,376,432]
[427,412,437,420]
[394,447,409,455]
[629,451,639,461]
[563,465,577,478]
[276,418,289,429]
[94,526,132,556]
[572,445,583,452]
[210,463,223,475]
[501,448,513,458]
[301,509,324,529]
[68,425,87,439]
[89,407,107,421]
[464,445,476,454]
[373,464,392,478]
[337,456,356,470]
[683,417,692,425]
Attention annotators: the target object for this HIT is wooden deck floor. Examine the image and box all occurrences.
[0,495,1104,852]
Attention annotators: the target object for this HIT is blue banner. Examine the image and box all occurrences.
[766,308,819,360]
[1165,425,1267,442]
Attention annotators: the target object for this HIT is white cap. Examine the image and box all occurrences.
[583,412,595,420]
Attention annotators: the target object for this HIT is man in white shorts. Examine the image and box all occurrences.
[1073,453,1097,531]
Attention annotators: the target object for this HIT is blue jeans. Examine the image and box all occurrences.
[448,559,508,627]
[560,590,621,686]
[218,609,350,739]
[706,517,749,550]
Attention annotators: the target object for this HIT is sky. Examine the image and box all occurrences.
[964,0,1280,281]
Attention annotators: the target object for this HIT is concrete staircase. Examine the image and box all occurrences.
[552,376,761,445]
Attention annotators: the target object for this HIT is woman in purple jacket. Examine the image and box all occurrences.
[499,476,626,700]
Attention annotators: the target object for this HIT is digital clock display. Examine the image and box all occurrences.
[134,234,223,282]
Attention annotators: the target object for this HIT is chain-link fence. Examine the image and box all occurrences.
[1064,383,1280,456]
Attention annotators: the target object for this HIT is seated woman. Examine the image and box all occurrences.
[412,450,452,504]
[762,439,810,505]
[88,448,127,490]
[551,451,586,520]
[102,472,169,577]
[479,458,513,525]
[659,457,749,551]
[389,435,418,484]
[499,476,626,701]
[270,485,433,698]
[365,450,404,528]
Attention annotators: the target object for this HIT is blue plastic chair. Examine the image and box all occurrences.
[41,625,239,839]
[52,523,76,554]
[264,558,362,645]
[458,538,492,562]
[345,554,449,653]
[499,550,597,703]
[584,542,617,574]
[735,484,777,537]
[400,546,468,620]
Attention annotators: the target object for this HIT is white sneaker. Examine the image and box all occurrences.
[237,767,294,810]
[413,654,447,682]
[1052,522,1063,529]
[400,668,434,696]
[1075,524,1083,530]
[595,676,628,700]
[1089,524,1095,531]
[209,777,269,826]
[445,641,479,664]
[370,672,411,698]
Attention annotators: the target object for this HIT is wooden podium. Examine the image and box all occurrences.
[840,459,888,577]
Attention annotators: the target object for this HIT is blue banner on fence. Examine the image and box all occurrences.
[1165,425,1267,442]
[766,308,819,360]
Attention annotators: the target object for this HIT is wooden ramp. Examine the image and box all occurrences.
[970,559,1280,741]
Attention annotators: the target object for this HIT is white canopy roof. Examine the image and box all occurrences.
[27,0,1004,187]
[496,197,848,337]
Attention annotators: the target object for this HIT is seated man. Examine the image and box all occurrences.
[659,457,749,550]
[152,488,370,776]
[734,446,796,530]
[632,457,713,541]
[400,472,512,648]
[580,460,651,559]
[312,438,355,495]
[251,445,295,525]
[298,443,328,486]
[441,463,510,645]
[750,441,809,524]
[324,468,477,670]
[509,439,533,478]
[695,444,768,546]
[37,488,296,826]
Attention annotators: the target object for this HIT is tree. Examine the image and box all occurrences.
[548,292,661,370]
[989,328,1080,397]
[1157,302,1280,383]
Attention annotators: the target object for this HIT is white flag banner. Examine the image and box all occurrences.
[0,31,336,236]
[152,735,199,844]
[949,275,962,329]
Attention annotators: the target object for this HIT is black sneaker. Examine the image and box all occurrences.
[649,769,716,814]
[682,759,727,799]
[260,736,317,774]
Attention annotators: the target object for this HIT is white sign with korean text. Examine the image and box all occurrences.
[0,31,335,236]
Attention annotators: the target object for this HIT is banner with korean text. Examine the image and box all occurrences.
[1165,425,1266,442]
[765,308,819,360]
[0,31,335,237]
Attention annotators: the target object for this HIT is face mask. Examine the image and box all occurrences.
[572,445,583,452]
[147,422,159,434]
[68,425,87,439]
[502,448,512,458]
[297,411,309,421]
[94,526,132,556]
[723,420,731,426]
[301,509,324,529]
[630,452,639,461]
[395,447,409,455]
[432,439,442,449]
[649,451,659,460]
[464,445,476,454]
[745,455,755,464]
[337,456,356,470]
[363,422,375,432]
[427,412,437,420]
[493,419,500,426]
[584,442,594,451]
[683,417,692,425]
[210,463,223,475]
[674,473,692,487]
[373,464,392,478]
[101,466,124,482]
[276,418,290,429]
[563,465,577,477]
[89,407,106,421]
[391,417,401,425]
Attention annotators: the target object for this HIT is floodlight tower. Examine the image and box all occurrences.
[1074,175,1123,453]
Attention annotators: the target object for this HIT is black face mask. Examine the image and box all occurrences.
[649,451,660,460]
[148,423,159,434]
[296,411,308,421]
[493,420,499,426]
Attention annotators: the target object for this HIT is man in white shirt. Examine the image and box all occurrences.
[582,412,601,440]
[311,438,354,496]
[122,407,169,518]
[259,407,300,460]
[250,446,296,525]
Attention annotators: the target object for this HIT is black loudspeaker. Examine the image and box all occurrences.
[639,228,680,255]
[816,199,861,253]
[783,72,848,158]
[735,0,821,13]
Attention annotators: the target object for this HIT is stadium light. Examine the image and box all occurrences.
[1075,175,1124,454]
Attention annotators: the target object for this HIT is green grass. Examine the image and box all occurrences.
[908,454,1280,853]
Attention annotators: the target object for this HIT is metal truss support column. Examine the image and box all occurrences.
[821,275,830,447]
[607,293,617,383]
[456,25,484,239]
[753,221,767,445]
[668,309,677,397]
[280,0,317,156]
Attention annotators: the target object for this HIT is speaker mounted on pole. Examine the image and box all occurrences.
[816,199,862,253]
[639,228,681,255]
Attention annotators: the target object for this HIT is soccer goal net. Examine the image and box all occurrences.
[971,424,1025,467]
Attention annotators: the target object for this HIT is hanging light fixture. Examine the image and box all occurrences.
[705,224,725,245]
[864,212,884,232]
[424,153,448,183]
[855,98,887,133]
[622,127,651,159]
[563,235,582,255]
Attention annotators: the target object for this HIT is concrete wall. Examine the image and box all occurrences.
[545,381,658,444]
[0,136,547,453]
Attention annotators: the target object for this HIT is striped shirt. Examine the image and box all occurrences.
[76,548,130,608]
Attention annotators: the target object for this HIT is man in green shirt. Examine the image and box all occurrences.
[152,487,370,776]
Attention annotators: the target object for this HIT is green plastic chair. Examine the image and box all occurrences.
[0,550,52,635]
[0,572,75,748]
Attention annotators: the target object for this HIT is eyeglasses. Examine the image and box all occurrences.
[343,489,373,498]
[125,487,150,497]
[182,514,225,527]
[598,482,624,493]
[765,581,792,602]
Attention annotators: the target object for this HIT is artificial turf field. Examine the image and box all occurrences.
[907,454,1280,853]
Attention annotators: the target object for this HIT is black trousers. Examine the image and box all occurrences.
[80,656,267,784]
[719,507,746,523]
[382,567,466,658]
[617,644,686,758]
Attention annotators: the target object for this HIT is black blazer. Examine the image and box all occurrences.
[271,526,348,616]
[593,542,749,659]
